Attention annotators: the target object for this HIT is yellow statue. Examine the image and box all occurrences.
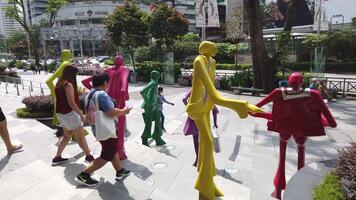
[46,49,73,125]
[186,41,263,200]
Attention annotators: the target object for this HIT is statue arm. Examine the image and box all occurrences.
[314,91,337,127]
[195,60,263,118]
[249,89,278,120]
[140,81,155,102]
[81,76,93,90]
[46,61,69,96]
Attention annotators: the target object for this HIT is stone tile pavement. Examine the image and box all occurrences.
[0,79,355,200]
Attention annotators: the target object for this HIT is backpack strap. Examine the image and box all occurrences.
[85,89,101,112]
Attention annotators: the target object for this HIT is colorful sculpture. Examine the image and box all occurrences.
[252,72,337,199]
[186,41,263,200]
[183,89,219,167]
[82,55,130,160]
[46,49,73,125]
[140,70,166,146]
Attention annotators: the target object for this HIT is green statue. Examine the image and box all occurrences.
[140,71,166,146]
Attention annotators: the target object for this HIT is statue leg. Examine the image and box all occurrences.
[294,136,307,170]
[194,112,223,200]
[193,134,199,166]
[117,115,127,160]
[141,112,153,146]
[152,110,166,146]
[272,134,291,199]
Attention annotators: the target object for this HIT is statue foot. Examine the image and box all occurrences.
[155,138,166,146]
[214,185,224,196]
[271,188,282,199]
[142,138,150,147]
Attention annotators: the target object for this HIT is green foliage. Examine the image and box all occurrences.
[326,30,356,62]
[275,32,292,65]
[106,2,149,70]
[303,34,328,49]
[230,68,253,87]
[219,76,231,90]
[136,62,181,82]
[177,33,200,42]
[45,0,68,26]
[14,60,23,69]
[287,62,356,73]
[313,173,345,200]
[7,31,28,58]
[352,17,356,28]
[16,107,52,118]
[144,3,189,51]
[215,43,237,64]
[135,45,164,63]
[48,61,57,73]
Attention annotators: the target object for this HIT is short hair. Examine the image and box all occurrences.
[158,86,163,92]
[92,72,110,87]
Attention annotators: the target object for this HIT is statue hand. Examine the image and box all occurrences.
[247,104,265,114]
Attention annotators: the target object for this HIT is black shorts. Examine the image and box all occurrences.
[0,107,6,122]
[99,137,118,161]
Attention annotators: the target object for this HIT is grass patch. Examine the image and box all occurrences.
[313,173,346,200]
[16,108,52,119]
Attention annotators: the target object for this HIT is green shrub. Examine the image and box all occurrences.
[287,62,356,73]
[230,68,253,87]
[104,59,114,65]
[14,60,23,69]
[22,95,53,113]
[136,62,181,82]
[313,173,345,200]
[16,107,52,118]
[219,76,231,90]
[48,62,57,73]
[8,60,16,68]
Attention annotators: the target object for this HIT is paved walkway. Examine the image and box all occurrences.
[0,74,355,200]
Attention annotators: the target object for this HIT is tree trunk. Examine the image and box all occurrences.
[129,50,135,72]
[284,0,302,32]
[244,0,276,92]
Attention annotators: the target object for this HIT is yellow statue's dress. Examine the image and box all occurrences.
[186,41,263,200]
[46,49,73,125]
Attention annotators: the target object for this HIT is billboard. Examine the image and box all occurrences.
[314,0,356,31]
[261,0,314,29]
[195,0,220,28]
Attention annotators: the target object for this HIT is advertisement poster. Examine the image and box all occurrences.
[195,0,220,28]
[261,0,314,29]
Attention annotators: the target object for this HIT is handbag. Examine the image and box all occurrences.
[93,91,117,141]
[211,127,221,153]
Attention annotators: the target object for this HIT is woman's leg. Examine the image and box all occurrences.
[193,134,199,166]
[55,128,72,157]
[73,128,91,156]
[0,119,22,152]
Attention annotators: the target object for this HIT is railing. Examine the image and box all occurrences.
[322,77,356,96]
[0,75,50,97]
[181,69,236,79]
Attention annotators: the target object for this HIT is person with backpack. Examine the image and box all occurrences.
[75,72,132,187]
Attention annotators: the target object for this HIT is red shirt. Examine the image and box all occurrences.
[255,88,336,137]
[55,81,80,114]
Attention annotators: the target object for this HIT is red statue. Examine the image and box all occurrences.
[82,55,130,160]
[252,72,337,199]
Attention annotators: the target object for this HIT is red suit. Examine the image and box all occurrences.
[252,72,336,199]
[82,55,130,160]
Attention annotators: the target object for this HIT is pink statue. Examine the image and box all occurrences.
[251,72,337,199]
[82,55,130,160]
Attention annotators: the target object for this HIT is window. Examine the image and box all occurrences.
[61,20,75,26]
[91,18,104,25]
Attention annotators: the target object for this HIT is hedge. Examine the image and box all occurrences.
[136,62,182,82]
[181,63,252,70]
[312,173,345,200]
[287,62,356,73]
[16,107,53,118]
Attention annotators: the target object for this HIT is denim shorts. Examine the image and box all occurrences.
[57,111,83,131]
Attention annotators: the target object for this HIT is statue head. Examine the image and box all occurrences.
[114,55,124,67]
[288,72,304,90]
[199,41,218,57]
[61,49,73,62]
[150,70,160,81]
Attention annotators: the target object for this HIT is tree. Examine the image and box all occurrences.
[5,0,40,67]
[144,3,189,51]
[45,0,68,27]
[106,2,149,71]
[7,31,28,58]
[244,0,305,91]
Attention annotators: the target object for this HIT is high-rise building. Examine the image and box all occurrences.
[0,0,25,37]
[26,0,48,25]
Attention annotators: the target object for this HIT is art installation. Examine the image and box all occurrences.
[46,49,73,125]
[186,41,263,200]
[252,72,337,199]
[183,89,219,167]
[82,55,130,160]
[140,70,166,146]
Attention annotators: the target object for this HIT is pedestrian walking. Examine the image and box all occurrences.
[75,72,132,187]
[157,86,174,132]
[52,65,94,166]
[0,107,23,154]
